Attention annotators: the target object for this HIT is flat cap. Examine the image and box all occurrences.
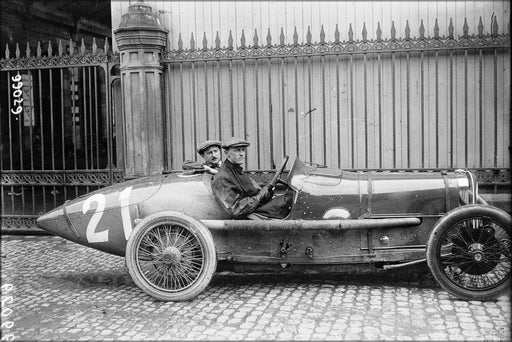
[197,140,221,154]
[222,137,250,149]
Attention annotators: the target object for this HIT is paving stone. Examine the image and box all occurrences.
[2,235,510,341]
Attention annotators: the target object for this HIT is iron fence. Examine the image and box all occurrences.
[0,38,122,230]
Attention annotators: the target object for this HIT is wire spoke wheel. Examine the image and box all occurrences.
[126,212,216,301]
[439,218,510,289]
[427,205,511,301]
[137,224,204,291]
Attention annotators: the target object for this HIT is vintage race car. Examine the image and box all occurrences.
[36,157,511,302]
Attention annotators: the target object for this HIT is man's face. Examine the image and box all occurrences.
[226,146,246,166]
[202,146,221,166]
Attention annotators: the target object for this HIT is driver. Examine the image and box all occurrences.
[211,137,293,219]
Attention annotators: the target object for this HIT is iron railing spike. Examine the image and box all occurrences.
[178,33,183,51]
[58,40,63,56]
[335,24,340,43]
[462,18,469,38]
[293,27,298,46]
[280,27,285,46]
[253,29,259,48]
[419,19,425,39]
[69,38,73,55]
[405,20,410,39]
[228,30,233,49]
[266,28,272,47]
[104,37,110,53]
[92,37,97,54]
[190,33,196,51]
[348,23,354,42]
[202,32,208,50]
[448,18,454,38]
[48,40,53,56]
[492,15,499,36]
[362,22,367,41]
[306,26,312,44]
[80,38,85,54]
[215,31,220,49]
[320,25,325,43]
[240,29,246,48]
[27,42,32,58]
[376,22,382,41]
[434,19,440,38]
[15,42,20,59]
[391,21,396,40]
[37,41,41,57]
[478,17,483,37]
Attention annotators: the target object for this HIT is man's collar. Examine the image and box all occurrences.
[225,159,244,174]
[207,161,222,168]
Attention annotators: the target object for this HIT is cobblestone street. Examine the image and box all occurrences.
[1,235,510,341]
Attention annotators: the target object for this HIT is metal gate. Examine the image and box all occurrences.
[0,39,123,231]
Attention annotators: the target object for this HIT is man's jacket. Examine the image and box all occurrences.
[211,159,265,218]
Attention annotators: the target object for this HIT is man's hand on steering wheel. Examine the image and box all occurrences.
[270,156,289,187]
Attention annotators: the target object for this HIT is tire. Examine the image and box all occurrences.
[125,211,216,301]
[427,205,511,301]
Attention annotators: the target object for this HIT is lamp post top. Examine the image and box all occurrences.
[115,0,167,33]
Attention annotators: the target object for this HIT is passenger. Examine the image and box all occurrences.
[182,140,222,174]
[211,137,293,219]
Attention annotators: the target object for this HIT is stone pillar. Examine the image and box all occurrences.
[114,1,168,178]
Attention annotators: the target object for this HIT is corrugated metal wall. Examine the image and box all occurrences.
[111,1,510,171]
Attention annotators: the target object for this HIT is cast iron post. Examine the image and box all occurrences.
[114,1,168,178]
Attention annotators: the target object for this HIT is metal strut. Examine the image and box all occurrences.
[202,217,421,231]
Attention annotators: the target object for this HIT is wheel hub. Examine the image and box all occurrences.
[161,246,182,265]
[468,243,485,263]
[451,228,499,275]
[472,251,484,262]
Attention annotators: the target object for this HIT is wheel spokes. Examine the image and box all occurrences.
[136,223,205,292]
[439,217,511,290]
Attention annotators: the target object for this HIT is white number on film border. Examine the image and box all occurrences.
[1,321,14,329]
[10,107,22,115]
[0,333,15,341]
[2,280,15,339]
[1,307,13,318]
[11,73,23,118]
[12,82,23,90]
[1,296,13,306]
[1,284,13,291]
[83,187,134,243]
[83,194,108,243]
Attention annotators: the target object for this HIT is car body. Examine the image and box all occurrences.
[37,157,511,301]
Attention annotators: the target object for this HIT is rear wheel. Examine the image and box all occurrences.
[427,205,511,301]
[126,211,216,301]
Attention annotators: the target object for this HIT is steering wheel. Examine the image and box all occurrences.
[276,178,290,188]
[269,156,289,188]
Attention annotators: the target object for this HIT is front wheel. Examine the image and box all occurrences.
[125,211,216,301]
[427,205,511,301]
